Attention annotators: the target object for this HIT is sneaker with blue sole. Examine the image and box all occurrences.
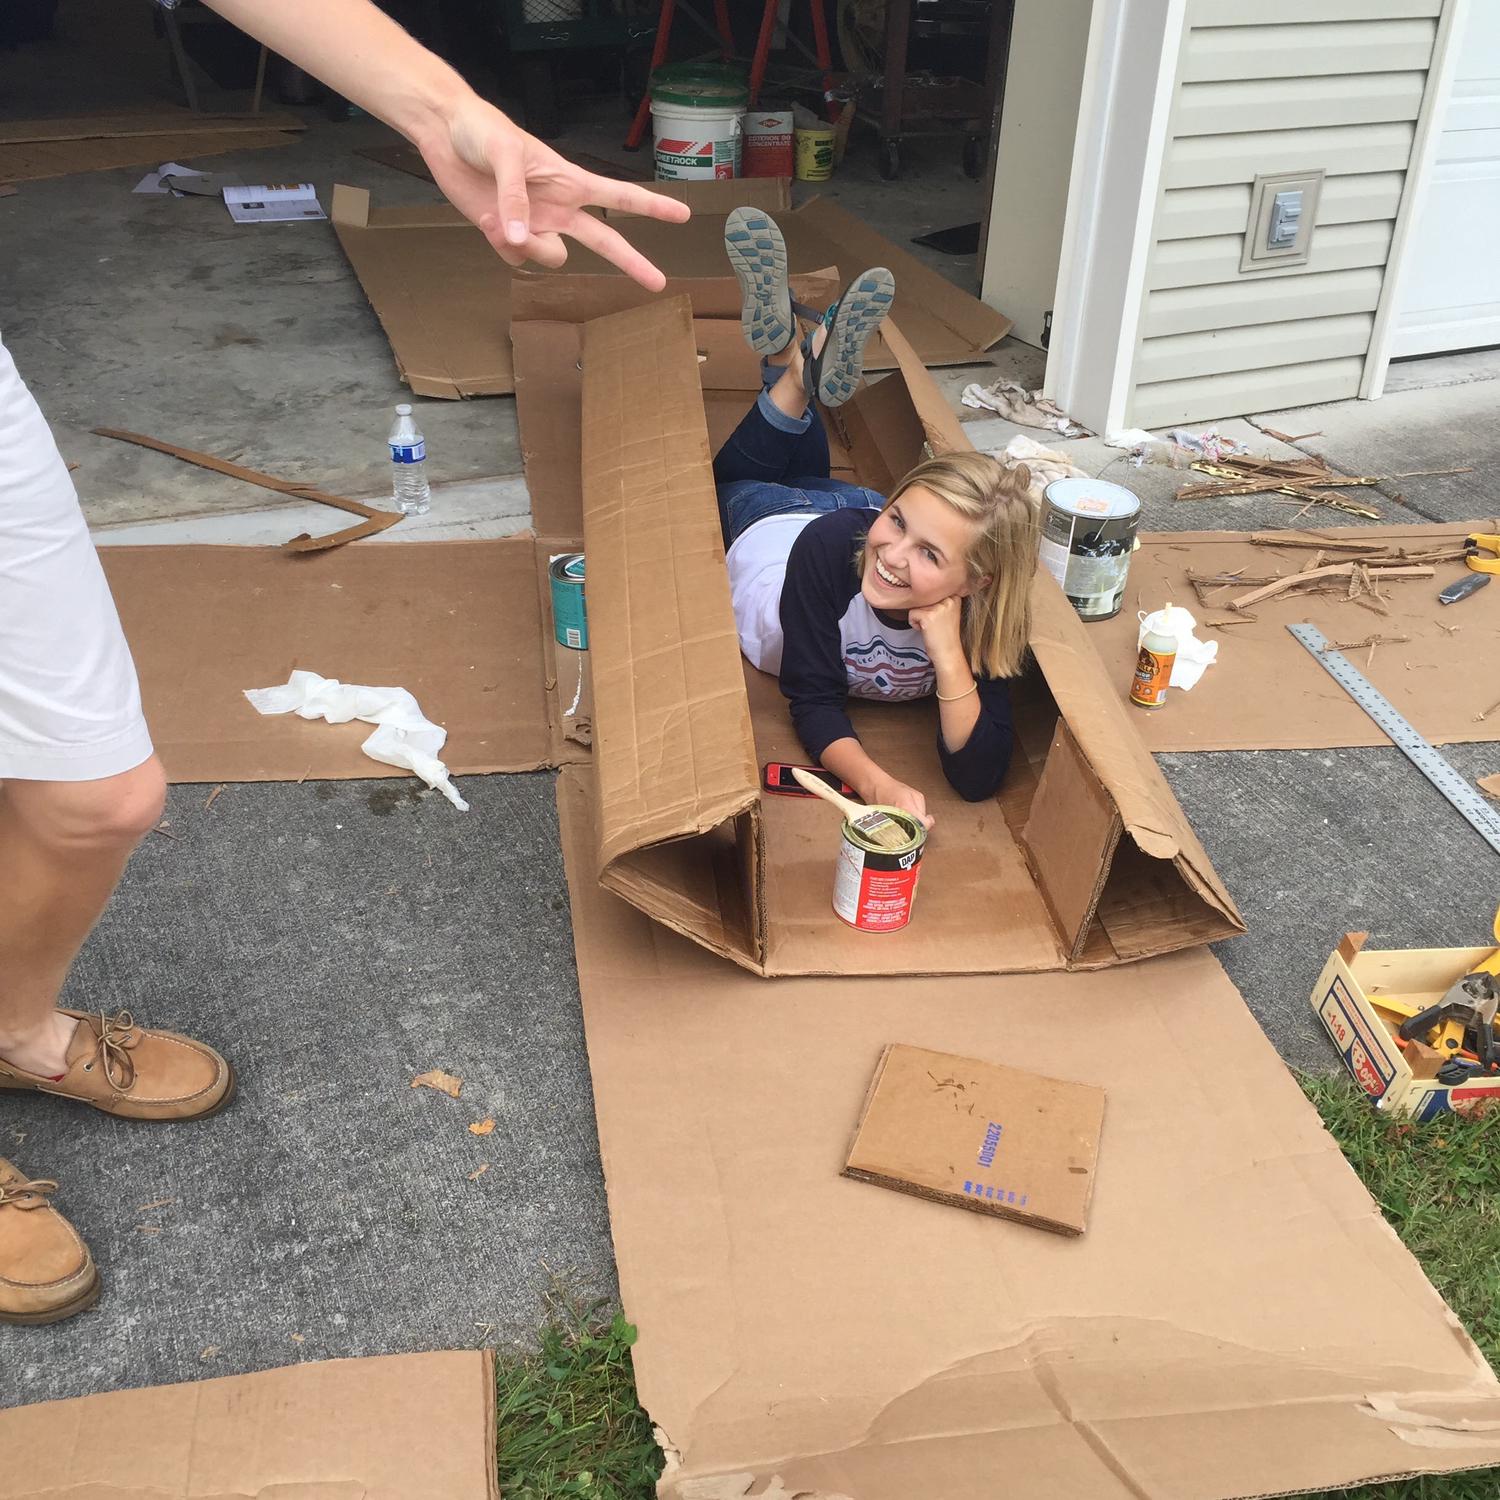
[804,268,896,409]
[725,206,794,356]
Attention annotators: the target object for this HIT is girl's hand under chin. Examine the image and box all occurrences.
[907,593,966,666]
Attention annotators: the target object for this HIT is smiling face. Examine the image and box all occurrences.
[860,485,983,612]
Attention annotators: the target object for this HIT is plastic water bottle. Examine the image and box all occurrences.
[388,404,430,516]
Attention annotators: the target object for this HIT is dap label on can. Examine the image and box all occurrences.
[832,817,926,932]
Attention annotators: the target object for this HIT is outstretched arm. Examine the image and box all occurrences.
[201,0,690,289]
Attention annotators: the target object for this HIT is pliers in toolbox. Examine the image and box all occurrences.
[1399,907,1500,1083]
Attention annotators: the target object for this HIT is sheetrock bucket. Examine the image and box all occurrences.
[651,70,749,181]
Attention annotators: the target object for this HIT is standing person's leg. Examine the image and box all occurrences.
[0,336,232,1324]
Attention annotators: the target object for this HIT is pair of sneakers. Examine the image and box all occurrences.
[724,207,895,409]
[0,1009,234,1324]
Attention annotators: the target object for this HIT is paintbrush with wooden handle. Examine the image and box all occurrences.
[789,766,916,851]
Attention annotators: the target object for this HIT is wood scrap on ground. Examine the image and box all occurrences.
[1173,454,1472,520]
[1479,774,1500,800]
[1230,563,1433,610]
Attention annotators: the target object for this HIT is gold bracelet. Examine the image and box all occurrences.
[935,681,978,703]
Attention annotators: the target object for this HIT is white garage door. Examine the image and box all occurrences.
[1392,1,1500,358]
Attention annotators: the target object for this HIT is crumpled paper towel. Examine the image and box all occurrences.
[1137,605,1218,691]
[989,433,1089,491]
[244,670,469,810]
[961,378,1089,437]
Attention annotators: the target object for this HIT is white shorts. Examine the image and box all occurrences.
[0,335,154,782]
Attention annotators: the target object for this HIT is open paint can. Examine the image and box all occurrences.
[1038,478,1142,621]
[549,552,587,650]
[832,811,926,932]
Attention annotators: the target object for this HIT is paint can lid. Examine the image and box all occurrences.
[562,554,585,583]
[1043,477,1142,521]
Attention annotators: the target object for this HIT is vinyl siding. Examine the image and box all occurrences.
[1127,1,1449,428]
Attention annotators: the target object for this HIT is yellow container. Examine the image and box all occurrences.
[794,122,835,182]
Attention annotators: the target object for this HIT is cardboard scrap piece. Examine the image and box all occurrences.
[92,427,401,551]
[331,179,1010,399]
[555,767,1500,1500]
[1480,774,1500,800]
[101,537,552,784]
[844,1044,1105,1236]
[0,110,303,184]
[0,1351,499,1500]
[1091,523,1500,751]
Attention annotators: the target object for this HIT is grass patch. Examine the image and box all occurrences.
[1288,1073,1500,1500]
[490,1076,1500,1498]
[495,1289,661,1500]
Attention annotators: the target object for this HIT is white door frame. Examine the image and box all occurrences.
[1043,0,1469,431]
[1362,0,1472,396]
[1042,0,1187,436]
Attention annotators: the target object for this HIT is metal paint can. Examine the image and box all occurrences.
[831,811,926,932]
[549,552,587,651]
[1038,478,1142,621]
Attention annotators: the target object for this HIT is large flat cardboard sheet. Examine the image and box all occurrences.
[332,180,1009,398]
[0,1351,498,1500]
[0,110,302,183]
[102,539,551,783]
[557,767,1500,1500]
[1090,523,1500,750]
[566,295,1241,976]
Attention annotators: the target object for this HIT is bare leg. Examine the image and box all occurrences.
[765,323,825,421]
[0,758,166,1077]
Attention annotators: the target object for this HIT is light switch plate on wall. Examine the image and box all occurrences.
[1240,169,1325,274]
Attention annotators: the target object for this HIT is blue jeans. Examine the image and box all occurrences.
[713,365,884,547]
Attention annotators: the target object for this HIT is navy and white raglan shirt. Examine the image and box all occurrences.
[725,508,1014,802]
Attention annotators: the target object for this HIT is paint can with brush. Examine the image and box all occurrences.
[789,767,927,932]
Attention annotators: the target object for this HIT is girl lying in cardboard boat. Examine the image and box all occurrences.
[714,207,1040,832]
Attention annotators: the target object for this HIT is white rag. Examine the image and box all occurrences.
[961,378,1089,438]
[1137,606,1218,692]
[244,670,469,810]
[990,434,1089,492]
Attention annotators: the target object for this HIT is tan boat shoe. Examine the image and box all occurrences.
[0,1159,99,1325]
[0,1009,234,1121]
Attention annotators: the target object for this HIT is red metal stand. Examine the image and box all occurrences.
[748,0,838,122]
[623,0,740,150]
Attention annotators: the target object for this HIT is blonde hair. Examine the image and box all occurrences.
[881,452,1039,679]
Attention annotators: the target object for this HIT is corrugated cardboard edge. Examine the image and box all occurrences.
[793,196,1012,357]
[875,320,1242,945]
[330,184,513,398]
[579,296,760,870]
[0,110,305,144]
[0,1350,499,1500]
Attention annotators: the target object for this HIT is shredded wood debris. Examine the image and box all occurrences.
[411,1068,463,1098]
[1173,454,1472,519]
[1230,562,1433,611]
[468,1117,495,1136]
[1249,532,1379,553]
[203,784,227,812]
[1478,775,1500,801]
[137,1197,175,1213]
[467,1163,490,1181]
[1478,696,1500,724]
